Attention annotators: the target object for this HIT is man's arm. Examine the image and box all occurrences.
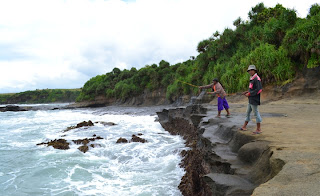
[199,83,214,89]
[248,79,262,96]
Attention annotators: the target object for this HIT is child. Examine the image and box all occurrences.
[199,78,231,117]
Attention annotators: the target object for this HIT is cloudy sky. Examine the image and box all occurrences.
[0,0,318,93]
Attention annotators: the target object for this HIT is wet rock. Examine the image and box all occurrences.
[78,145,89,153]
[90,144,101,148]
[116,137,128,143]
[72,136,104,145]
[131,134,147,143]
[0,105,28,112]
[116,134,147,143]
[64,120,94,132]
[77,120,94,127]
[73,138,90,145]
[37,139,70,150]
[73,136,104,153]
[38,135,103,153]
[95,121,117,126]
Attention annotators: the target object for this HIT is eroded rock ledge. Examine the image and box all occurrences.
[157,104,285,196]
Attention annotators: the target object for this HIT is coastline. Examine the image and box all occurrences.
[2,90,320,195]
[156,103,280,195]
[234,97,320,196]
[155,94,320,195]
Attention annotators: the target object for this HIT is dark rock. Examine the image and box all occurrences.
[90,144,102,148]
[95,121,117,126]
[77,120,94,127]
[38,135,103,153]
[131,134,147,143]
[0,105,28,112]
[116,137,128,143]
[78,145,89,153]
[73,138,90,145]
[64,120,94,132]
[157,105,214,196]
[72,136,104,145]
[37,139,70,150]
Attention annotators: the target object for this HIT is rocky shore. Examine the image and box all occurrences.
[4,72,320,195]
[156,102,286,196]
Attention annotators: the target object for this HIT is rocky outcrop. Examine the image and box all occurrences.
[157,104,285,196]
[116,137,129,143]
[116,134,147,144]
[63,120,94,132]
[37,120,107,153]
[37,139,70,150]
[0,105,28,112]
[37,135,104,153]
[131,134,147,143]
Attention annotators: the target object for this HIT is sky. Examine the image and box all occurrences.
[0,0,318,93]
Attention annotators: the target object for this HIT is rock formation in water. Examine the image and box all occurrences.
[37,120,107,153]
[0,105,28,112]
[116,134,147,144]
[63,120,94,132]
[37,139,70,150]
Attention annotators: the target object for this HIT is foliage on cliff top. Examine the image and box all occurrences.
[0,89,81,104]
[77,3,320,103]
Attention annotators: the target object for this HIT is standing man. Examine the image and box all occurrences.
[239,65,262,134]
[199,78,231,118]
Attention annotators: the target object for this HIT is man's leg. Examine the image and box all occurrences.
[252,105,262,132]
[240,104,252,130]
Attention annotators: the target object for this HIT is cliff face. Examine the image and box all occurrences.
[157,104,285,196]
[74,88,215,108]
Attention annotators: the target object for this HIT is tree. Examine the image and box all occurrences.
[159,60,170,69]
[197,39,211,53]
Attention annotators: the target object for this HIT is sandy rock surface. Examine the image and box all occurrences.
[227,95,320,196]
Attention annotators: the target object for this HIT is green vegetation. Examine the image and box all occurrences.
[77,3,320,103]
[0,89,81,104]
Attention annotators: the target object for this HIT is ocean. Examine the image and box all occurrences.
[0,104,186,196]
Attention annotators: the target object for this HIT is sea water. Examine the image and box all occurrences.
[0,105,186,196]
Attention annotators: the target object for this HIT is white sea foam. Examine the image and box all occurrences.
[0,106,186,195]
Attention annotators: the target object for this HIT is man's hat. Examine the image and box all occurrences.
[247,65,257,72]
[212,78,219,82]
